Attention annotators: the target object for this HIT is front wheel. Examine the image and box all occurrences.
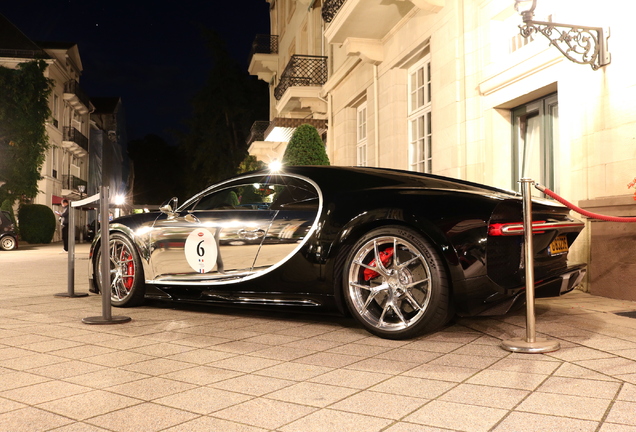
[343,226,452,339]
[94,233,145,307]
[0,235,17,251]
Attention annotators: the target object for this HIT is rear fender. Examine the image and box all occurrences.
[327,207,464,314]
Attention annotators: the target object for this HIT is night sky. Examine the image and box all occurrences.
[2,1,271,144]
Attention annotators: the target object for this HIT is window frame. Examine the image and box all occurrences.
[511,93,558,194]
[356,102,368,167]
[407,56,432,173]
[51,145,58,179]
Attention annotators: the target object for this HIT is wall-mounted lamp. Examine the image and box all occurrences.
[514,0,610,70]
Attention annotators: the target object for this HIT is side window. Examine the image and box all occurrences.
[183,175,319,212]
[195,187,241,210]
[238,183,277,209]
[193,184,274,211]
[270,185,319,210]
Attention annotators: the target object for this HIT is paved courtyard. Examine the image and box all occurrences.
[1,242,636,432]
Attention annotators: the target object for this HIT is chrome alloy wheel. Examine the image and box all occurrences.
[347,235,432,332]
[97,237,137,302]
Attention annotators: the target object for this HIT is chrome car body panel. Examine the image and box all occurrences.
[91,172,323,288]
[149,210,278,279]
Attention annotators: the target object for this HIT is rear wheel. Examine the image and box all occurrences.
[343,226,451,339]
[94,233,145,307]
[0,235,17,251]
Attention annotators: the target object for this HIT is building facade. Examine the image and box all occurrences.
[0,16,92,242]
[248,0,636,293]
[90,97,131,220]
[39,42,93,242]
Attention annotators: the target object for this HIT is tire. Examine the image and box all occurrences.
[343,226,451,339]
[94,233,146,307]
[0,236,17,251]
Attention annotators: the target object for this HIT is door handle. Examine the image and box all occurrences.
[237,229,265,240]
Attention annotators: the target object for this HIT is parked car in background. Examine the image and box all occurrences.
[89,166,587,339]
[0,210,18,251]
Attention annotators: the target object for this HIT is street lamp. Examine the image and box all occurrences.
[78,184,85,200]
[514,0,610,70]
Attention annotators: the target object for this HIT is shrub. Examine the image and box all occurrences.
[282,124,330,166]
[18,204,56,244]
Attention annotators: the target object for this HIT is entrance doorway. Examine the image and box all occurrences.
[511,93,558,194]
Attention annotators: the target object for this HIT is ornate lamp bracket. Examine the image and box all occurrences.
[516,1,610,70]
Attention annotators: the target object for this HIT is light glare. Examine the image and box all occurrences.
[269,160,282,172]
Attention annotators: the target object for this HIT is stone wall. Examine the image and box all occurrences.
[580,195,636,302]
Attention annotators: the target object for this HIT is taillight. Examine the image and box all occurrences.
[488,220,584,236]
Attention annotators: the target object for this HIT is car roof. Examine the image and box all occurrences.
[258,165,517,196]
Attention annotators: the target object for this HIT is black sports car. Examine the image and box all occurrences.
[89,166,586,339]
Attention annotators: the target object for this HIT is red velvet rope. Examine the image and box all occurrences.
[535,184,636,222]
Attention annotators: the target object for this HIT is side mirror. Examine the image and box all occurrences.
[159,197,178,218]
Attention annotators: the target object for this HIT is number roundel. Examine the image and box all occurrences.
[184,228,218,273]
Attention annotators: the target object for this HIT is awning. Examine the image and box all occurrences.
[52,195,63,205]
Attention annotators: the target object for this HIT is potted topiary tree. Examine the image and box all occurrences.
[18,204,56,244]
[282,124,330,166]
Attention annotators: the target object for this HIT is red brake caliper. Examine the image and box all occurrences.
[363,247,394,281]
[123,250,134,289]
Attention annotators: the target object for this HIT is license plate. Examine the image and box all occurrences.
[548,235,569,256]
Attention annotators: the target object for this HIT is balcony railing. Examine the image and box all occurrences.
[62,174,87,192]
[249,35,278,61]
[63,126,89,152]
[63,80,90,111]
[274,55,328,100]
[0,48,47,59]
[247,121,271,145]
[322,0,347,23]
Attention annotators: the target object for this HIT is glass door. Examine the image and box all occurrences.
[512,93,558,195]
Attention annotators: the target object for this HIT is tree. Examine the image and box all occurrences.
[179,29,269,196]
[127,134,184,204]
[0,60,53,205]
[237,155,266,174]
[282,124,330,166]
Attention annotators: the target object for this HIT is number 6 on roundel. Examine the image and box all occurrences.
[184,228,218,273]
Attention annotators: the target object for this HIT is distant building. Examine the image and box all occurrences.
[0,14,92,242]
[90,96,131,218]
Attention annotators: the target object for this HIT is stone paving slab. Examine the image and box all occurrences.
[1,243,636,431]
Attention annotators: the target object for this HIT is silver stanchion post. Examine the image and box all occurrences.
[502,178,560,353]
[56,200,88,298]
[83,186,131,325]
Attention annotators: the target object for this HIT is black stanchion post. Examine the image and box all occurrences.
[56,198,88,298]
[502,178,560,353]
[82,186,131,325]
